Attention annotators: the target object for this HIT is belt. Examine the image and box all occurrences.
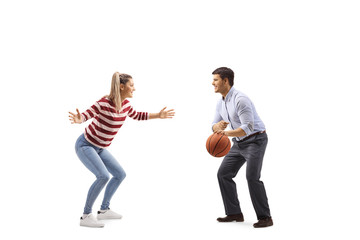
[238,130,266,142]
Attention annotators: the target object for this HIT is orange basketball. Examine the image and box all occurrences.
[206,133,231,157]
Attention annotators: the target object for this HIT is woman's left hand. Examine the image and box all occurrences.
[159,107,175,119]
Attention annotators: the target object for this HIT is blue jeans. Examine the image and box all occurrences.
[75,134,126,214]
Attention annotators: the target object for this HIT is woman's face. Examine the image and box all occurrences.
[121,78,135,99]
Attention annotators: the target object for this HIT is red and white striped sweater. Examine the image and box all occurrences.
[81,97,149,148]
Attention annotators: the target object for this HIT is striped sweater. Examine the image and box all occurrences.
[81,97,149,148]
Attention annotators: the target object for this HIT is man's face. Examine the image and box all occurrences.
[212,74,226,93]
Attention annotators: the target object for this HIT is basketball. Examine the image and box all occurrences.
[206,133,231,157]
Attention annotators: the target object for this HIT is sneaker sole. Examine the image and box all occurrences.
[97,216,122,220]
[80,223,105,228]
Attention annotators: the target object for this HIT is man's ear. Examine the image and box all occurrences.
[223,77,229,84]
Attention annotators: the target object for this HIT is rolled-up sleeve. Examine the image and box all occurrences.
[236,97,254,136]
[211,101,223,131]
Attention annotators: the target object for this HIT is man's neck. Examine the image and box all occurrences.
[221,86,232,99]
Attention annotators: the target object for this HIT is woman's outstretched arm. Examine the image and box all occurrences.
[149,107,175,119]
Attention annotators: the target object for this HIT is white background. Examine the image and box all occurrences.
[1,0,360,239]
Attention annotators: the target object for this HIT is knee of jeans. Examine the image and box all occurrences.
[97,173,110,182]
[115,171,126,182]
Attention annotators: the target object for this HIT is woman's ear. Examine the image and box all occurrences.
[120,83,125,91]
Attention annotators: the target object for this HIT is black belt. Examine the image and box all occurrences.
[238,130,266,142]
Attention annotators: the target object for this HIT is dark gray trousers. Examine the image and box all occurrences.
[217,132,271,219]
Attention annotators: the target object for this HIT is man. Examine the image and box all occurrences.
[211,67,273,228]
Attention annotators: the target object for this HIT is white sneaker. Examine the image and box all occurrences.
[97,209,123,220]
[80,214,105,228]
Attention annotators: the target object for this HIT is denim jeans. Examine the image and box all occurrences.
[75,134,126,214]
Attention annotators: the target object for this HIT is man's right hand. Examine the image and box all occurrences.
[212,120,229,132]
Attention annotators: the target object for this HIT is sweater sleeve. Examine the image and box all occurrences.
[127,105,149,121]
[81,100,102,122]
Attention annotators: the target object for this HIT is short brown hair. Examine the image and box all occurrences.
[212,67,234,87]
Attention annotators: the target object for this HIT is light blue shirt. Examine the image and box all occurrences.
[212,87,266,141]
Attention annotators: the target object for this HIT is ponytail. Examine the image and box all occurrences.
[108,72,132,112]
[109,72,122,111]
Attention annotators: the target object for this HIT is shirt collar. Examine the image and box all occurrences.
[222,87,235,102]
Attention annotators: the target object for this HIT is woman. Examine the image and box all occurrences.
[69,72,175,228]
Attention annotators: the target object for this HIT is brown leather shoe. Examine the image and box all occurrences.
[253,217,273,228]
[217,213,244,222]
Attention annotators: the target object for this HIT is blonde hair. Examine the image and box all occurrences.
[108,72,132,111]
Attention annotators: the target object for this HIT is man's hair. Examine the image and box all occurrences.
[212,67,234,87]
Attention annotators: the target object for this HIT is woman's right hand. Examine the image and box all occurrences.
[69,108,82,124]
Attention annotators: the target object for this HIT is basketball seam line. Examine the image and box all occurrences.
[215,139,230,157]
[212,134,224,155]
[208,133,215,153]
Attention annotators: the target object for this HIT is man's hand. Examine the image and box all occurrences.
[214,130,228,136]
[212,120,229,132]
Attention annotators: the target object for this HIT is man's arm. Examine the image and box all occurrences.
[212,101,227,131]
[215,97,254,137]
[214,127,246,137]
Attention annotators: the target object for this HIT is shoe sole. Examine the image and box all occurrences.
[97,216,122,220]
[253,223,273,228]
[80,224,105,228]
[217,219,244,222]
[80,222,105,228]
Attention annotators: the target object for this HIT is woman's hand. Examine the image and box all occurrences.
[150,107,175,119]
[159,107,175,119]
[69,108,82,124]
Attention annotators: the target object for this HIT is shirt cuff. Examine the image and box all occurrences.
[81,114,86,123]
[239,122,254,136]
